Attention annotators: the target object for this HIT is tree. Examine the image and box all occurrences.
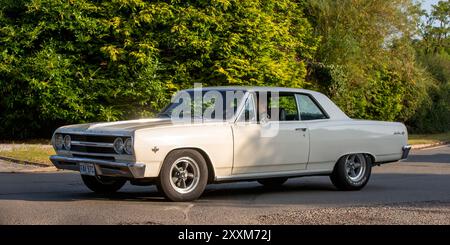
[418,0,449,54]
[0,0,318,139]
[409,0,450,133]
[304,0,432,123]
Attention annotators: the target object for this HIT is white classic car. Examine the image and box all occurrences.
[50,86,411,201]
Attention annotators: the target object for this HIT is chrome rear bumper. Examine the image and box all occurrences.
[50,155,145,178]
[401,145,412,159]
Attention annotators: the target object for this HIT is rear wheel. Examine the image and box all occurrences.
[157,149,208,202]
[330,153,372,191]
[257,177,288,187]
[81,175,126,193]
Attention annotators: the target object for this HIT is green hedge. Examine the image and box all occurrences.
[0,0,317,138]
[0,0,448,139]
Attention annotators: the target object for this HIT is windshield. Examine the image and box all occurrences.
[159,89,246,121]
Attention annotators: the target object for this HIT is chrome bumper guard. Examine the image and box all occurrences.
[50,155,145,178]
[401,145,412,160]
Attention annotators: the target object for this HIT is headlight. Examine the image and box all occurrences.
[54,134,64,150]
[124,138,133,154]
[113,137,124,154]
[63,135,71,150]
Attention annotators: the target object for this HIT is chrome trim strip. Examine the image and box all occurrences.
[59,132,132,137]
[71,141,114,148]
[58,151,121,158]
[215,169,332,182]
[51,155,127,167]
[375,153,402,157]
[49,155,145,178]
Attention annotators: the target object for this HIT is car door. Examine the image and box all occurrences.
[294,93,334,171]
[232,92,310,175]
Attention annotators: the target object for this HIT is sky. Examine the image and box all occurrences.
[420,0,441,13]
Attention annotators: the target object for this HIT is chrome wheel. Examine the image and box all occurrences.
[169,157,200,194]
[344,154,366,182]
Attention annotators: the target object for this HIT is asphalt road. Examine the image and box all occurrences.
[1,145,449,224]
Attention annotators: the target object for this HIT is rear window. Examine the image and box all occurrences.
[296,94,328,120]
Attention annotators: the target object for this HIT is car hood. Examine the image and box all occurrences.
[58,118,173,135]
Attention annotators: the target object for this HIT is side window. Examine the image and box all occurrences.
[296,94,327,120]
[238,94,257,123]
[267,93,299,121]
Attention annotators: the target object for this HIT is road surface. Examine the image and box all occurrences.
[1,145,449,224]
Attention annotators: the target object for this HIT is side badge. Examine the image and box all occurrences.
[152,146,159,153]
[393,131,405,135]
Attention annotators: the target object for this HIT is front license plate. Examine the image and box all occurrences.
[79,163,96,176]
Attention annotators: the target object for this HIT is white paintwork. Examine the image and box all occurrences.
[51,86,409,181]
[232,121,309,174]
[133,122,234,177]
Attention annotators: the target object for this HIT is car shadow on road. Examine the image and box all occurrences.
[1,173,449,206]
[55,181,336,203]
[0,176,336,203]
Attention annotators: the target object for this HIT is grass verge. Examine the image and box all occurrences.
[0,144,54,166]
[409,132,450,145]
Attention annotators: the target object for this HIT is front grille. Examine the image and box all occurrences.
[72,154,116,161]
[71,145,116,154]
[69,134,117,143]
[61,133,131,155]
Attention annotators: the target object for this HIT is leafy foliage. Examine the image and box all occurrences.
[0,0,448,139]
[409,51,450,133]
[304,0,449,132]
[408,0,450,133]
[0,0,317,138]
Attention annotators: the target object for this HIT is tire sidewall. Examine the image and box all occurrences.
[335,154,372,189]
[330,154,372,191]
[159,149,208,201]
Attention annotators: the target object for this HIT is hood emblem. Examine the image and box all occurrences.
[152,146,159,153]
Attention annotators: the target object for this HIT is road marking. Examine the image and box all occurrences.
[164,204,195,221]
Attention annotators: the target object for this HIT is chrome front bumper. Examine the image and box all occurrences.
[50,155,146,178]
[401,145,412,159]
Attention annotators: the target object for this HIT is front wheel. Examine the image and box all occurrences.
[81,175,126,193]
[157,149,208,202]
[330,153,372,191]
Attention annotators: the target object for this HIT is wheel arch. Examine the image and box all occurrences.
[334,152,376,169]
[162,147,216,184]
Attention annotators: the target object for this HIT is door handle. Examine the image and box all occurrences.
[295,128,307,132]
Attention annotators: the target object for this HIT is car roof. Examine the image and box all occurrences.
[182,86,318,94]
